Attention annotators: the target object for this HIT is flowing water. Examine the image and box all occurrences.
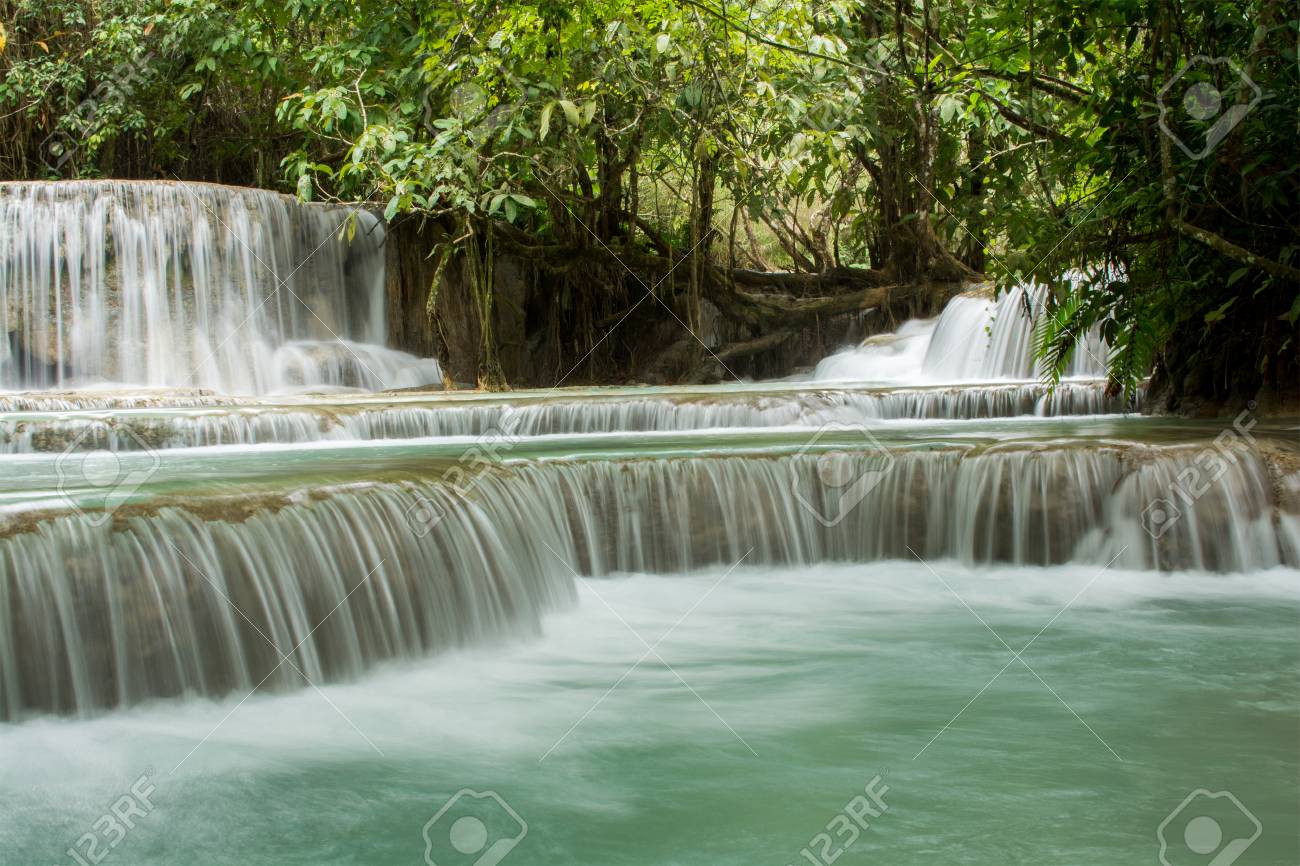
[813,282,1109,383]
[2,562,1297,866]
[0,181,440,393]
[0,380,1142,453]
[0,181,1296,866]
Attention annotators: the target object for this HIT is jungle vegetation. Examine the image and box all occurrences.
[1,0,1296,404]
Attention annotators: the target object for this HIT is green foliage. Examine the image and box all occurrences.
[1,0,1294,397]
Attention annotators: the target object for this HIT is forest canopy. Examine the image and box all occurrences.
[1,0,1296,403]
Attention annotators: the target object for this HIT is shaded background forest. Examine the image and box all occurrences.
[1,0,1296,410]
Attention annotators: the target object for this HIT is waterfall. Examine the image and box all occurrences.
[0,186,1276,735]
[815,282,1110,383]
[0,180,441,394]
[0,483,578,720]
[0,381,1141,453]
[2,436,1294,719]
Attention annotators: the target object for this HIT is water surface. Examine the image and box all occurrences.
[3,561,1296,865]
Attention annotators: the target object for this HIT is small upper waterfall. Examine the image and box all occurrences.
[0,181,441,394]
[814,282,1110,383]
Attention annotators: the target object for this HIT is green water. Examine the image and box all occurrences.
[6,414,1294,511]
[3,561,1296,865]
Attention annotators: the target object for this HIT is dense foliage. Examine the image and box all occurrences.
[1,0,1296,402]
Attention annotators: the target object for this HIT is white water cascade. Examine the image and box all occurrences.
[814,282,1110,383]
[0,380,1141,453]
[1,433,1296,719]
[0,180,441,393]
[0,183,1285,742]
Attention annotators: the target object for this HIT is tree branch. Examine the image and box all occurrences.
[1160,133,1300,282]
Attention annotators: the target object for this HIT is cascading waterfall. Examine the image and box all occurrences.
[2,437,1295,719]
[814,282,1110,382]
[0,180,441,393]
[0,183,1280,746]
[0,381,1142,453]
[0,484,577,719]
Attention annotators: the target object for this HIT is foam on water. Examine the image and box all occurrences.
[0,184,1291,866]
[2,560,1297,865]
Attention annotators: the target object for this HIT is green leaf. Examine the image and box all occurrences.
[539,102,553,141]
[1203,298,1236,324]
[558,99,580,126]
[655,33,671,54]
[938,95,961,123]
